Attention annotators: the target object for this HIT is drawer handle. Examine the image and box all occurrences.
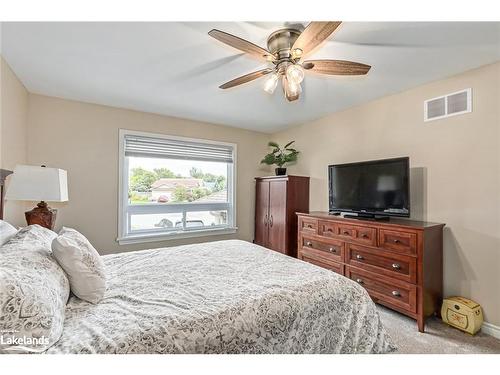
[307,224,313,228]
[393,239,401,244]
[356,278,364,284]
[327,228,333,232]
[356,254,364,260]
[343,231,350,235]
[392,290,401,297]
[306,241,313,247]
[392,263,401,270]
[361,234,369,238]
[329,247,336,253]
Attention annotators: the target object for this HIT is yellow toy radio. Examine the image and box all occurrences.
[441,296,483,335]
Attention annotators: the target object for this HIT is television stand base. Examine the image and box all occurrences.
[343,213,390,221]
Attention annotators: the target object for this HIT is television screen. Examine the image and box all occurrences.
[328,157,410,217]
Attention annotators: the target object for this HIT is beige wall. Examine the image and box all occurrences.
[26,94,269,254]
[272,62,500,326]
[0,56,28,226]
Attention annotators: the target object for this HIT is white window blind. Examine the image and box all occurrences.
[124,134,234,163]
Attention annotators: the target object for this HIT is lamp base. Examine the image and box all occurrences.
[25,201,57,230]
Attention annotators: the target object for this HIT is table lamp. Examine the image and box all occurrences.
[5,165,68,230]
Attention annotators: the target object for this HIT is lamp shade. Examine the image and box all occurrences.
[5,165,68,202]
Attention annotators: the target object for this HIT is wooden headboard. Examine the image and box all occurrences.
[0,169,13,220]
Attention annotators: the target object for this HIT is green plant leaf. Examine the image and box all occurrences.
[262,141,299,167]
[260,154,277,165]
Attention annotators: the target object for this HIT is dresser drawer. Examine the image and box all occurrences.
[379,229,417,255]
[336,223,356,240]
[354,226,377,246]
[346,266,417,314]
[318,220,336,238]
[301,236,343,262]
[301,249,344,275]
[335,223,377,246]
[299,217,318,233]
[346,243,417,283]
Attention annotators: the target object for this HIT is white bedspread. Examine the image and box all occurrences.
[46,240,395,354]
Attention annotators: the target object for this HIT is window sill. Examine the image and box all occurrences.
[117,227,238,245]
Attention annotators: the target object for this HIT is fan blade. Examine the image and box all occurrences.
[219,68,274,89]
[302,60,371,75]
[292,22,342,57]
[208,29,274,61]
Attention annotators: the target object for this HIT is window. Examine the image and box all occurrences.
[118,129,236,244]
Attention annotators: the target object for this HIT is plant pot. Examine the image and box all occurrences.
[275,167,287,176]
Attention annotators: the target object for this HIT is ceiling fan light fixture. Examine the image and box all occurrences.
[209,22,371,103]
[286,64,305,84]
[263,72,279,94]
[292,48,303,59]
[282,75,301,102]
[286,79,302,97]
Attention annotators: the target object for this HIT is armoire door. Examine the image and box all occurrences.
[268,180,287,254]
[254,180,270,247]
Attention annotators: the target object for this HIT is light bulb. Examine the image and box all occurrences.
[286,64,304,84]
[263,73,279,94]
[292,48,303,59]
[287,79,302,96]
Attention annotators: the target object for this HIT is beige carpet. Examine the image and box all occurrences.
[377,306,500,354]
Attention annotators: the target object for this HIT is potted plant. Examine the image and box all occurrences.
[261,141,299,176]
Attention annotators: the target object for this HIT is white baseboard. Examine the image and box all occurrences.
[482,321,500,339]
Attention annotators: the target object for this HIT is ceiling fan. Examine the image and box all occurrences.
[208,22,371,102]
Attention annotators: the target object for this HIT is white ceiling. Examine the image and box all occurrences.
[1,22,499,133]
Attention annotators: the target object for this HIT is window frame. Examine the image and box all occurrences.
[117,129,237,245]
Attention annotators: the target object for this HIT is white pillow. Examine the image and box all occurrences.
[52,227,106,304]
[0,219,18,246]
[0,225,70,353]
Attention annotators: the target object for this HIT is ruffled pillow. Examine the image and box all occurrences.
[0,225,70,353]
[52,227,106,304]
[0,219,18,246]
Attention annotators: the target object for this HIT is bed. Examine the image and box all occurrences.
[44,240,394,354]
[0,174,395,354]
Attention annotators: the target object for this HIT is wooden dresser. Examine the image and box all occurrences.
[297,211,445,332]
[254,175,309,257]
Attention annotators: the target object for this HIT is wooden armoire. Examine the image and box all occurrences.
[254,175,309,257]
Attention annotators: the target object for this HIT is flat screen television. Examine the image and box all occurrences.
[328,157,410,219]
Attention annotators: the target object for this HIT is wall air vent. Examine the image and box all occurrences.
[424,88,472,122]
